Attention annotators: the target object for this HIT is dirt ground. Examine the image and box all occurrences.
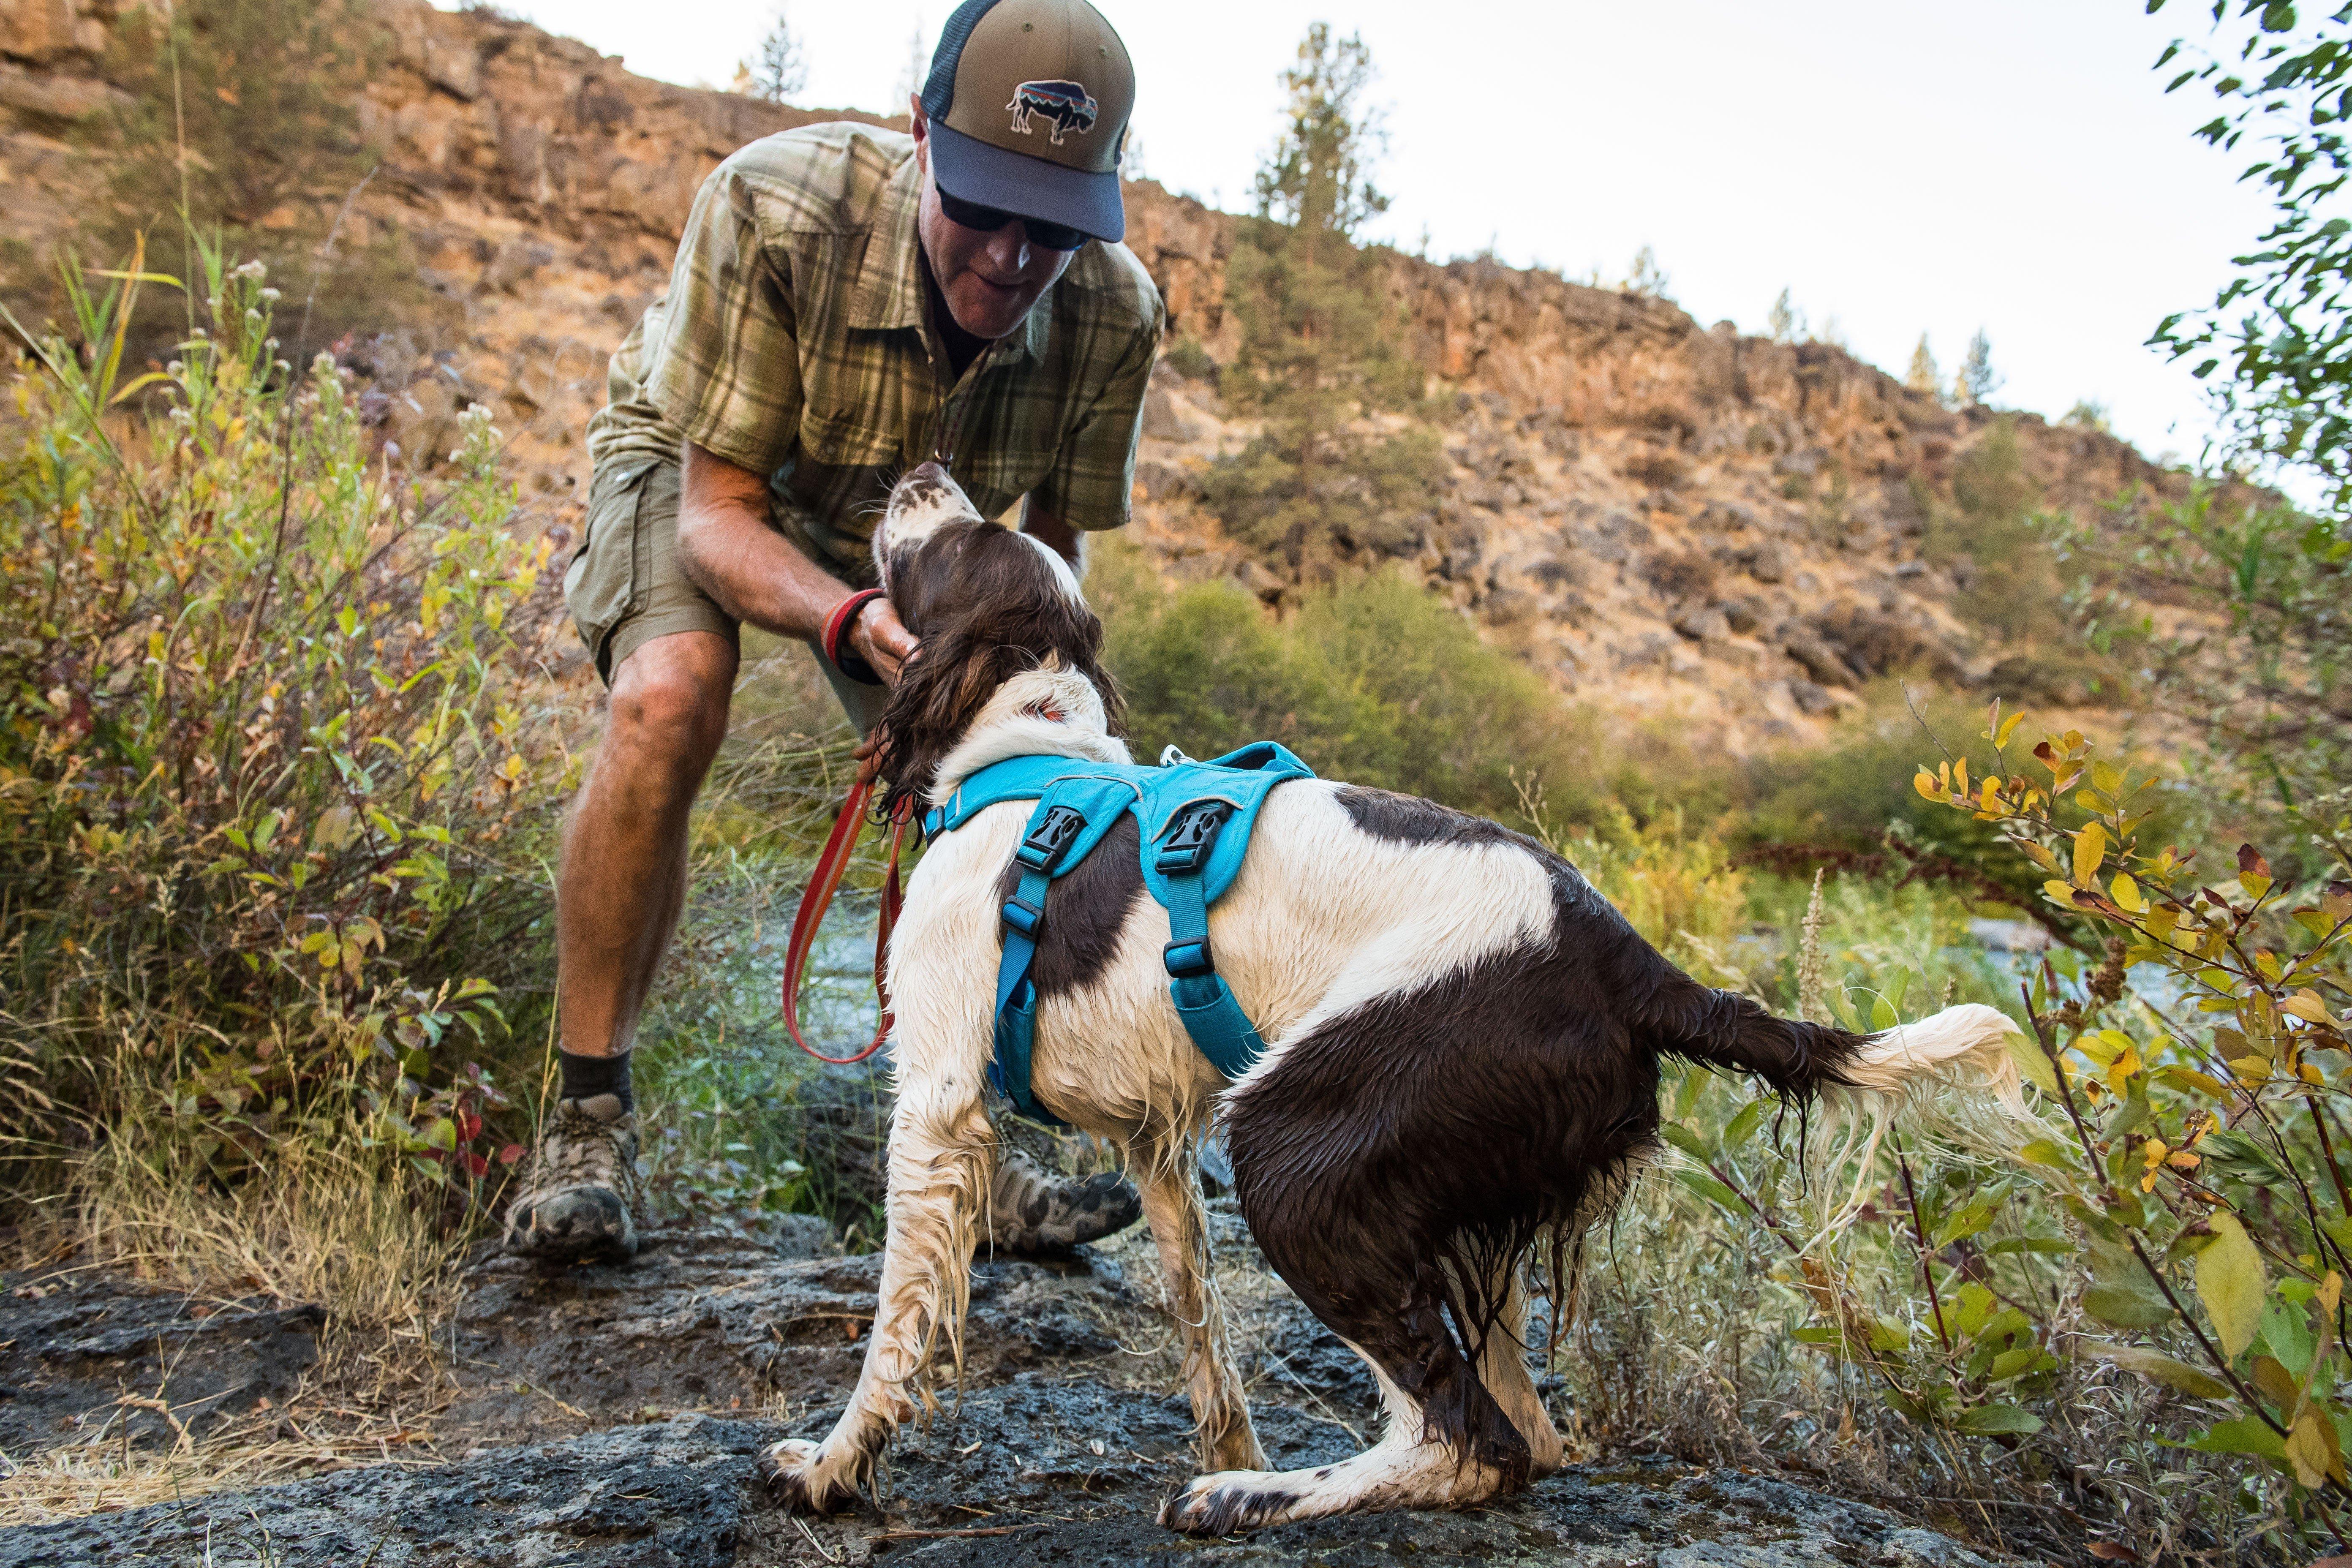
[0,1209,2009,1567]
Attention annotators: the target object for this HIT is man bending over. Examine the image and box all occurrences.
[506,0,1158,1264]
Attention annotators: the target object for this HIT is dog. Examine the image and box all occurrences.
[757,461,2028,1535]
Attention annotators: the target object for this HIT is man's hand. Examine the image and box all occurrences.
[846,596,917,686]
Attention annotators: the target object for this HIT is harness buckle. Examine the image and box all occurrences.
[1163,936,1214,979]
[1002,895,1044,938]
[1155,800,1233,877]
[1016,804,1087,871]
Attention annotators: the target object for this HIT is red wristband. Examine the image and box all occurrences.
[823,589,888,685]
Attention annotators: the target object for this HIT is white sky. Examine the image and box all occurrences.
[466,0,2279,468]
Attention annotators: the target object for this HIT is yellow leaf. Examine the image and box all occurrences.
[2286,991,2339,1028]
[2044,879,2079,905]
[2074,822,2107,887]
[2287,1411,2335,1488]
[1995,710,2027,748]
[2091,760,2125,796]
[2111,874,2145,913]
[1914,770,1944,801]
[2196,1213,2266,1360]
[1954,757,1970,797]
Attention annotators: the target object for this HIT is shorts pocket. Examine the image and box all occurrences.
[563,461,663,656]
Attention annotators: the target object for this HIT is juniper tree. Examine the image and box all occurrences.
[1204,24,1440,572]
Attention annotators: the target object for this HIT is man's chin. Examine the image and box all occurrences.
[945,285,1037,342]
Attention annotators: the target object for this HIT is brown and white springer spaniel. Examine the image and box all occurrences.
[758,462,2029,1535]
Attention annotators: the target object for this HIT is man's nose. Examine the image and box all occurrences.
[982,224,1033,275]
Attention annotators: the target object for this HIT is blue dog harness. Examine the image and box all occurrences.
[922,742,1316,1124]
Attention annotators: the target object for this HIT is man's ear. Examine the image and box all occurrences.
[909,98,929,154]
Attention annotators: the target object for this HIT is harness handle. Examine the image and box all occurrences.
[781,758,909,1066]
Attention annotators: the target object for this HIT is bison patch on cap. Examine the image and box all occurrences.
[1006,79,1099,144]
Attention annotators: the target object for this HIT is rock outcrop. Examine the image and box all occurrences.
[0,0,2195,749]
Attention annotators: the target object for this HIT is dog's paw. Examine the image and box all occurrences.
[1158,1471,1300,1536]
[757,1437,860,1514]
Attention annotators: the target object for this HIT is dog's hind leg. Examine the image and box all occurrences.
[1470,1259,1564,1478]
[1162,1154,1530,1530]
[1135,1139,1263,1473]
[1158,1281,1526,1535]
[759,1066,993,1512]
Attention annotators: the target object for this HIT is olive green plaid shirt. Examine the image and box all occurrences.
[586,122,1163,579]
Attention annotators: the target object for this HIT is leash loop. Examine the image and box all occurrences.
[781,758,908,1066]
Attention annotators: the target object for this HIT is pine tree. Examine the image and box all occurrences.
[1203,24,1440,572]
[1906,333,1941,397]
[742,6,808,104]
[1958,327,2002,406]
[1767,287,1802,344]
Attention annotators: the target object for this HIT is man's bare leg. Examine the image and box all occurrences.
[506,631,738,1261]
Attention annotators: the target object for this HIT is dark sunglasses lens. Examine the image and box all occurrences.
[939,185,1087,251]
[1022,218,1087,252]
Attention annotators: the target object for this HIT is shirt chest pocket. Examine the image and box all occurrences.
[798,408,906,469]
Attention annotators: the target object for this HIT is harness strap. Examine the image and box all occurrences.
[990,802,1088,1125]
[1156,801,1270,1081]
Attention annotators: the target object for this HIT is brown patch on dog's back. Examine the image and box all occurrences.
[994,815,1144,999]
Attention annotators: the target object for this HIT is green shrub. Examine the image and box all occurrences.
[0,245,566,1250]
[1097,551,1609,822]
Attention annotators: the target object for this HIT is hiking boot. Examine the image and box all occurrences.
[985,1149,1141,1255]
[502,1093,646,1263]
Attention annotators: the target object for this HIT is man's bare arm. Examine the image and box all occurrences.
[674,441,917,683]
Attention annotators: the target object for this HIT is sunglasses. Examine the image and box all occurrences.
[934,181,1089,253]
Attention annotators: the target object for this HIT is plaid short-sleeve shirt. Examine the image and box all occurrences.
[586,122,1163,577]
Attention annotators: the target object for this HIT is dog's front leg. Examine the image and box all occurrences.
[760,1069,993,1511]
[1138,1141,1263,1473]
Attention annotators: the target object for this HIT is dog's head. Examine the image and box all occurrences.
[872,462,1125,817]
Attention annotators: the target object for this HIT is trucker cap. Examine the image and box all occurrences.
[920,0,1135,244]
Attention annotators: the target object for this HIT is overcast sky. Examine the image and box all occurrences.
[456,0,2282,469]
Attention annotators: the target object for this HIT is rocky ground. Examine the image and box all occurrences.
[0,1206,2020,1568]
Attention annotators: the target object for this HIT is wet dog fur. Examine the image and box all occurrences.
[757,462,2028,1535]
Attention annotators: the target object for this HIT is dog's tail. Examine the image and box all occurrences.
[1637,965,2031,1126]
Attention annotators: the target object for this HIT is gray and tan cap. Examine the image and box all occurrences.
[920,0,1135,243]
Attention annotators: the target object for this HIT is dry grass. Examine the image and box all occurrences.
[0,1392,446,1528]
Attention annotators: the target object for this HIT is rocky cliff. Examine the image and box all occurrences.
[2,0,2186,748]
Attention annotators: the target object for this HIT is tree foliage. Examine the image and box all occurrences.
[1203,24,1440,572]
[740,5,810,104]
[1905,333,1942,398]
[2151,1,2352,505]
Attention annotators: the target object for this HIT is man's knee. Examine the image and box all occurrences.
[603,634,735,776]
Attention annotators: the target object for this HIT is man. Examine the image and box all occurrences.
[505,0,1160,1264]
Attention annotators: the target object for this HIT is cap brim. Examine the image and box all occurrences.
[928,120,1125,244]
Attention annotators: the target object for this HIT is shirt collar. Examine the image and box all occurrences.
[848,149,1054,367]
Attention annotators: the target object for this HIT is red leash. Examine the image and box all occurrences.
[782,759,910,1065]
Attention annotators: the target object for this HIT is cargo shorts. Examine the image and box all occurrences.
[562,456,889,735]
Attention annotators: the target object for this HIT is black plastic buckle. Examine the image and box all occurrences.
[1163,936,1214,978]
[1155,800,1233,876]
[1016,804,1087,872]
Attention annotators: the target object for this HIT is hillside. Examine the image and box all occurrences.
[3,0,2191,749]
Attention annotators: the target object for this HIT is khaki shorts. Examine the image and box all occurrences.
[563,457,888,735]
